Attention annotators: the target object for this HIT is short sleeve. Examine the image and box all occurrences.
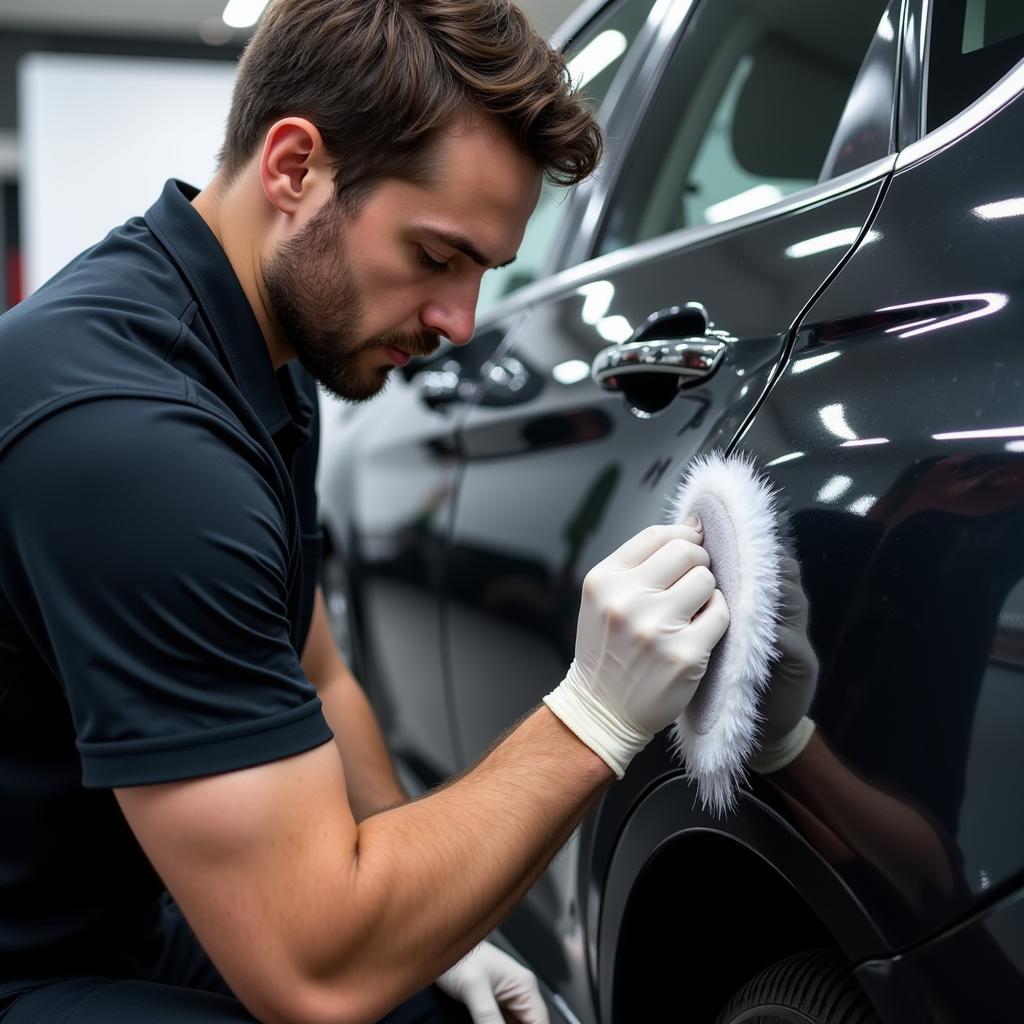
[0,397,333,787]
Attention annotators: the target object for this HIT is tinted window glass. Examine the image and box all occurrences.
[596,0,889,255]
[927,0,1024,131]
[475,0,656,314]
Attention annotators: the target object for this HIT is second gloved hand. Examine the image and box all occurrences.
[749,554,818,774]
[544,522,730,778]
[436,940,549,1024]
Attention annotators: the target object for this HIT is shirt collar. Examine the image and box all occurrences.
[144,178,303,437]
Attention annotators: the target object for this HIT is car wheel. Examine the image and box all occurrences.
[715,950,879,1024]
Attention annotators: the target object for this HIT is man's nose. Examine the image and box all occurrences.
[421,286,479,347]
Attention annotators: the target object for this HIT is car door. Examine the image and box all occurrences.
[732,2,1024,1015]
[316,0,663,786]
[442,0,899,1010]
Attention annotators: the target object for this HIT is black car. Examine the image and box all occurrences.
[317,0,1024,1019]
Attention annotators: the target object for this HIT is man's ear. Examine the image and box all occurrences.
[259,117,331,216]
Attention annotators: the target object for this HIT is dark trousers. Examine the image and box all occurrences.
[1,977,473,1023]
[1,894,473,1023]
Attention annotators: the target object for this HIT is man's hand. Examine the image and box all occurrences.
[544,522,730,778]
[437,941,549,1024]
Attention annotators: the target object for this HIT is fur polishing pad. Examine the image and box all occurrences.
[666,451,784,815]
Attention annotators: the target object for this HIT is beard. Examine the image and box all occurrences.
[263,198,439,402]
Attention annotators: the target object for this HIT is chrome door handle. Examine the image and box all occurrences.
[591,303,727,393]
[591,338,726,387]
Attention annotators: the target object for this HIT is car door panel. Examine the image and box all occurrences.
[735,71,1024,950]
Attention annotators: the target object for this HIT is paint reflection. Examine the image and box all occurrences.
[878,292,1008,339]
[762,555,957,925]
[774,453,1024,938]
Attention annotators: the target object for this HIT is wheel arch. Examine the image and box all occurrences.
[596,776,888,1022]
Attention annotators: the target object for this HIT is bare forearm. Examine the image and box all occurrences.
[318,671,406,820]
[769,731,953,904]
[311,704,612,1021]
[772,731,912,836]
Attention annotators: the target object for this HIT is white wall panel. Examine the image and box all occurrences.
[19,52,235,292]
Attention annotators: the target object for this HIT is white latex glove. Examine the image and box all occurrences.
[544,522,730,778]
[749,554,818,774]
[436,940,549,1024]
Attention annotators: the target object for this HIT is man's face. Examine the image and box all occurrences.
[263,117,541,402]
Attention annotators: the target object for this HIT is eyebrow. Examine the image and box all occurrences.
[420,226,517,270]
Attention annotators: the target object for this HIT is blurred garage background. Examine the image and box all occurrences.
[0,0,580,311]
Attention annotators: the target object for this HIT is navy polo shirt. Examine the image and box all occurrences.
[0,179,334,996]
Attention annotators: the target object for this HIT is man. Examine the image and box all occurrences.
[0,1,729,1021]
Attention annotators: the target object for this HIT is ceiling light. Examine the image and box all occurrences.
[792,352,841,374]
[553,360,591,385]
[577,281,614,325]
[816,475,853,503]
[848,494,877,516]
[973,198,1024,220]
[785,228,860,259]
[933,426,1024,441]
[567,31,627,91]
[765,451,805,467]
[223,0,269,29]
[596,316,633,343]
[705,185,782,225]
[819,403,858,441]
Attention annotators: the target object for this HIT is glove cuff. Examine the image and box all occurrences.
[543,661,653,779]
[749,716,816,775]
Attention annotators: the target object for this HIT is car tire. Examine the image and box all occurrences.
[715,949,879,1024]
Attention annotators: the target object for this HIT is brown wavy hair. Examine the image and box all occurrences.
[219,0,603,209]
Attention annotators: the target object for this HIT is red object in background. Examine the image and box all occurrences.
[5,247,22,308]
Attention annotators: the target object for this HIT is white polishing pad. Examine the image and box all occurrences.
[666,451,785,815]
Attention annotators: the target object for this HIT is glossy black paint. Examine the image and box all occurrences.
[738,78,1024,948]
[441,182,885,1023]
[316,0,1024,1020]
[856,883,1024,1022]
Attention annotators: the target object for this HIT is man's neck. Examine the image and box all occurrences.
[191,176,294,371]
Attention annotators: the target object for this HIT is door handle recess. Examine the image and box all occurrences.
[591,303,728,414]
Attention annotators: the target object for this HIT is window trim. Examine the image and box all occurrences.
[896,0,931,147]
[471,152,896,337]
[895,50,1024,170]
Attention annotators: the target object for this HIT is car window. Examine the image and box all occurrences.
[475,0,657,315]
[595,0,891,256]
[926,0,1024,131]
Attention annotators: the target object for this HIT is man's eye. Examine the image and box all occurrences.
[418,247,452,275]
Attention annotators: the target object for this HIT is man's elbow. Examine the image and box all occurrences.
[242,971,408,1024]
